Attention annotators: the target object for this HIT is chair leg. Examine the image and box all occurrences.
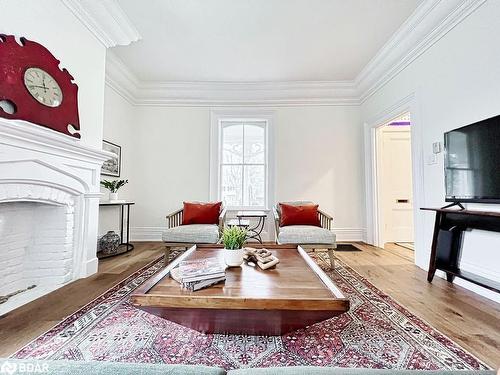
[328,248,335,268]
[164,246,171,265]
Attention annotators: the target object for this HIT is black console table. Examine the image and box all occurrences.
[421,207,500,293]
[236,210,267,243]
[98,201,135,258]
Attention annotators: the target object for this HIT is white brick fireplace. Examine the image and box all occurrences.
[0,118,110,314]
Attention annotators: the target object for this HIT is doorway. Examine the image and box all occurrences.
[375,113,414,254]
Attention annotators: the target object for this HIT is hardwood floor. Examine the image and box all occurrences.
[0,242,166,358]
[0,241,498,367]
[383,242,415,262]
[334,242,499,368]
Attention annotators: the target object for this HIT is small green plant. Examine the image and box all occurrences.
[222,226,247,250]
[100,179,128,193]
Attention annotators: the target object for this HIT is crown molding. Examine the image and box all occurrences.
[105,52,360,107]
[105,51,139,104]
[104,0,486,107]
[133,80,360,107]
[355,0,487,103]
[62,0,141,48]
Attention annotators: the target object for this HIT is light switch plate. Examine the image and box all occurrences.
[432,141,442,154]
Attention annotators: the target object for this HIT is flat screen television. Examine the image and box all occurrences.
[444,114,500,203]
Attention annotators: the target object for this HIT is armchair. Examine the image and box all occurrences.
[273,201,336,268]
[162,206,226,264]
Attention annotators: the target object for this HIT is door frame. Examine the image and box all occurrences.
[363,91,425,261]
[375,121,413,246]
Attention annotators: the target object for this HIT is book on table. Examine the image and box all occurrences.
[183,276,226,291]
[170,258,226,291]
[178,258,226,282]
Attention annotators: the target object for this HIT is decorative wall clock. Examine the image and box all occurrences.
[0,34,81,138]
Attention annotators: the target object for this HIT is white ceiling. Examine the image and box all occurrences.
[112,0,422,83]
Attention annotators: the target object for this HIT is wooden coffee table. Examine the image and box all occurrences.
[131,244,349,335]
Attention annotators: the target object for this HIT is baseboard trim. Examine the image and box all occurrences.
[82,257,98,278]
[333,228,366,242]
[131,226,367,243]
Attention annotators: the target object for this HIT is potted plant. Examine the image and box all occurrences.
[100,179,128,201]
[221,226,247,267]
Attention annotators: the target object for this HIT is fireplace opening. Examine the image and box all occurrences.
[0,201,75,313]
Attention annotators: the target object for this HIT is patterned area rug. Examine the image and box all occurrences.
[12,252,488,370]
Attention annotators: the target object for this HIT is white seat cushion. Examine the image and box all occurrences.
[162,224,219,244]
[277,225,336,245]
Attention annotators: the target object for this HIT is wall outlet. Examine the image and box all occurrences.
[432,141,442,154]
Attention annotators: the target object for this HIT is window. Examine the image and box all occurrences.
[210,112,273,210]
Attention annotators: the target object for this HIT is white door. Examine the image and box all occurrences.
[377,125,414,244]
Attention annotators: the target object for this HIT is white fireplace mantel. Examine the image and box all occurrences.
[0,118,112,282]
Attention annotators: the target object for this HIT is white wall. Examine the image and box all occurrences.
[98,83,136,237]
[114,104,365,242]
[128,106,211,241]
[361,0,500,302]
[274,106,364,237]
[0,0,106,149]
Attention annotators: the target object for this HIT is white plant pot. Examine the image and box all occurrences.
[109,192,118,201]
[224,248,244,267]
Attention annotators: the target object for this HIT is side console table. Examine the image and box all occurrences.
[230,210,267,243]
[98,201,135,258]
[421,207,500,293]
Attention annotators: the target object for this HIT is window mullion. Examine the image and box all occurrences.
[241,123,245,206]
[242,123,246,164]
[219,120,223,202]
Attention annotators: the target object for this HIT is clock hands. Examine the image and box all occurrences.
[29,85,48,90]
[29,82,49,93]
[42,76,49,92]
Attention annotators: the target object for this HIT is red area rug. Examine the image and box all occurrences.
[12,253,489,370]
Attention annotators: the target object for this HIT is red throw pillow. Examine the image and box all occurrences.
[182,201,222,225]
[279,203,321,227]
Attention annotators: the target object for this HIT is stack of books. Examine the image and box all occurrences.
[171,258,226,291]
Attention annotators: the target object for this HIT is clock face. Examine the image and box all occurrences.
[23,67,63,107]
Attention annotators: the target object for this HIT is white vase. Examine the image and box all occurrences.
[224,248,244,267]
[109,192,118,201]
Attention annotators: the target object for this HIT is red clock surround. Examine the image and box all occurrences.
[0,34,81,139]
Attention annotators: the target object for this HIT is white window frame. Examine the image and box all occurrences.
[210,109,275,211]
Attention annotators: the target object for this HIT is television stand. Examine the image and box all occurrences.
[421,207,500,293]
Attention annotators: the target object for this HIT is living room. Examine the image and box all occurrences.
[0,0,499,373]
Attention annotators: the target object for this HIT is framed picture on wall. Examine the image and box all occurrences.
[101,140,121,177]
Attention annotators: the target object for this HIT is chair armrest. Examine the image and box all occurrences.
[218,208,227,233]
[166,208,183,228]
[318,209,333,230]
[273,206,281,237]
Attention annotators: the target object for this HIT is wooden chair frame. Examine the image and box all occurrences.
[163,207,227,264]
[273,205,336,268]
